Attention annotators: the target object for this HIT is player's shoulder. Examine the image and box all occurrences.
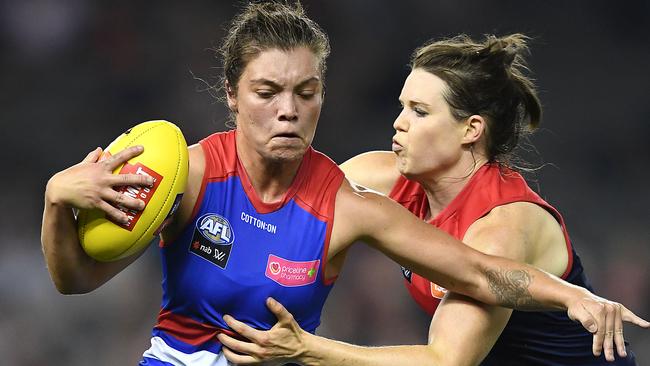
[485,201,556,228]
[340,150,395,174]
[464,202,564,261]
[340,151,399,195]
[187,143,206,182]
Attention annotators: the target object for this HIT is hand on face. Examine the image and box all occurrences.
[45,146,154,224]
[566,291,650,361]
[218,297,307,365]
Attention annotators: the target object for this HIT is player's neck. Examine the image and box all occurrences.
[419,157,487,220]
[236,143,303,204]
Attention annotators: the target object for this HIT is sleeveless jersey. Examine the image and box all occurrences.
[143,130,344,364]
[390,163,636,365]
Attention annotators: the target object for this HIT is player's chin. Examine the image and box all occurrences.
[267,143,309,162]
[395,157,411,176]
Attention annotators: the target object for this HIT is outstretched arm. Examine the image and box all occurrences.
[218,297,440,366]
[220,292,644,366]
[217,183,649,365]
[330,181,649,350]
[218,296,504,366]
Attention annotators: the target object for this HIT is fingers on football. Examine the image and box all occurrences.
[102,188,144,211]
[103,145,144,170]
[95,200,129,224]
[108,172,154,188]
[83,147,103,163]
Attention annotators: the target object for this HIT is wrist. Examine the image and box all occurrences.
[45,174,66,207]
[561,285,591,310]
[299,331,325,366]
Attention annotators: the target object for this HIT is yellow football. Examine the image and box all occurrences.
[77,120,189,262]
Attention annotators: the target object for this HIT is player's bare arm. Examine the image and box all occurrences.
[41,146,153,294]
[218,199,649,365]
[339,151,399,195]
[331,178,650,335]
[332,179,551,308]
[422,202,565,366]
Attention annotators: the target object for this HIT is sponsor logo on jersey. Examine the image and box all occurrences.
[265,254,320,287]
[112,162,162,231]
[240,212,277,234]
[430,282,448,299]
[401,266,412,282]
[189,213,235,269]
[269,261,281,275]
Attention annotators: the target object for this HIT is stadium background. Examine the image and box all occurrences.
[1,0,648,364]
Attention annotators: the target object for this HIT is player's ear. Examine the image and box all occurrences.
[461,114,486,145]
[225,80,238,114]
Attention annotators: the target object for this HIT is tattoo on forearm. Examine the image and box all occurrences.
[485,268,543,310]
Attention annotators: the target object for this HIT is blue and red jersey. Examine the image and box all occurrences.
[144,130,343,362]
[390,163,637,365]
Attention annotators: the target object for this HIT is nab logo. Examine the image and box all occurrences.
[197,214,234,245]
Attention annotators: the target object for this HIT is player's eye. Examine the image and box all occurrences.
[414,107,428,117]
[298,90,315,99]
[256,90,275,99]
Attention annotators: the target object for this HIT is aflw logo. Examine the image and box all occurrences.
[197,214,234,245]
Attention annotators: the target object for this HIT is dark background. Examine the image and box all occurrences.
[1,0,648,364]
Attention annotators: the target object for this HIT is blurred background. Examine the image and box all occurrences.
[1,0,648,364]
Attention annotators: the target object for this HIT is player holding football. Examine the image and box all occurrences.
[41,2,648,365]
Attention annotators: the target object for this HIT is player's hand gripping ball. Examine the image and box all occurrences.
[77,120,189,261]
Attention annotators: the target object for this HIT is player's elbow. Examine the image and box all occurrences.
[48,269,97,295]
[439,252,486,303]
[51,276,92,295]
[55,284,87,295]
[424,344,480,366]
[457,251,498,305]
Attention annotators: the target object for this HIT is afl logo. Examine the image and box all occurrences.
[196,213,234,245]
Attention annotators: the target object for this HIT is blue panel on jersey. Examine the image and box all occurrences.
[158,175,333,350]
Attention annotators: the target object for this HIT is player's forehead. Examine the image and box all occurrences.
[399,69,448,106]
[240,47,322,88]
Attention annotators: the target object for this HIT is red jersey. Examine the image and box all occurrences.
[392,163,639,364]
[388,163,574,316]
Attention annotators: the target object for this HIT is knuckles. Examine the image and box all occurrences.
[87,195,102,208]
[258,333,272,347]
[258,347,272,359]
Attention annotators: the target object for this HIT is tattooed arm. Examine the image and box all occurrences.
[218,200,649,366]
[484,268,542,309]
[331,183,573,309]
[218,195,649,365]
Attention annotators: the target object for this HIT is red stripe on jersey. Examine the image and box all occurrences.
[154,309,244,346]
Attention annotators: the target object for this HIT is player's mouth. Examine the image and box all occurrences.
[392,138,403,153]
[272,132,301,140]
